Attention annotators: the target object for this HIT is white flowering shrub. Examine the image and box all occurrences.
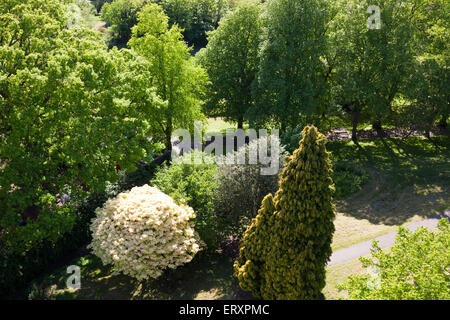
[88,185,201,280]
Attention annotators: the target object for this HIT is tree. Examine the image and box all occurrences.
[250,0,331,131]
[340,218,450,300]
[129,3,207,152]
[398,57,449,141]
[328,0,417,143]
[0,0,156,253]
[407,0,450,131]
[101,0,147,48]
[197,0,263,129]
[158,0,229,50]
[234,126,335,299]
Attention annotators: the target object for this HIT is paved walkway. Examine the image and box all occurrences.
[328,209,450,266]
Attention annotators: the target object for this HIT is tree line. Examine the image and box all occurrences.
[198,0,448,146]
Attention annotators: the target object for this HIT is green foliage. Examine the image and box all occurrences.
[158,0,229,49]
[129,3,207,150]
[328,0,418,137]
[234,126,336,299]
[340,218,450,300]
[250,0,331,130]
[0,0,159,255]
[92,0,113,13]
[0,159,159,298]
[280,124,305,154]
[213,134,283,238]
[397,57,449,135]
[332,162,367,199]
[197,0,263,128]
[101,0,147,48]
[151,152,219,249]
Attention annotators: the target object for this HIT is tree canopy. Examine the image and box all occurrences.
[197,0,263,128]
[129,3,207,151]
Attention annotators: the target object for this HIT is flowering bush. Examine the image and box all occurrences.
[89,185,201,280]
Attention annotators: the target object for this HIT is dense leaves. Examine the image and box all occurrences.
[197,0,263,129]
[101,0,147,48]
[151,152,218,249]
[340,218,450,300]
[0,0,159,253]
[129,3,207,151]
[250,0,331,130]
[234,126,336,299]
[158,0,229,49]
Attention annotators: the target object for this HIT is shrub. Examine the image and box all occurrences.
[339,218,450,300]
[234,126,336,299]
[213,134,284,238]
[89,185,201,280]
[332,161,367,199]
[151,152,218,249]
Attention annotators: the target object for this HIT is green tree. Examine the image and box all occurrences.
[234,126,335,299]
[398,58,449,141]
[340,218,450,300]
[0,0,157,253]
[197,0,262,129]
[250,0,331,131]
[129,3,207,151]
[328,0,417,143]
[158,0,229,50]
[407,0,449,131]
[101,0,147,48]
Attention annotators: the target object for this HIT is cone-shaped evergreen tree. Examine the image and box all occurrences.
[234,125,335,299]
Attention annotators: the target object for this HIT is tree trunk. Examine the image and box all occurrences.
[351,108,361,148]
[165,119,173,160]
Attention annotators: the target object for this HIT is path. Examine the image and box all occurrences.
[328,209,450,266]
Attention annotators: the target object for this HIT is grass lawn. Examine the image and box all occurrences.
[329,136,449,250]
[26,251,373,300]
[323,257,366,300]
[205,118,238,135]
[27,252,242,300]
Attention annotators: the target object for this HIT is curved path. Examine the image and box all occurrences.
[328,209,450,266]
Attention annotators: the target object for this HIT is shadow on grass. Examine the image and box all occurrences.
[30,251,244,300]
[328,136,450,225]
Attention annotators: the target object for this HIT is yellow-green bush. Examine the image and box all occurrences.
[234,126,336,299]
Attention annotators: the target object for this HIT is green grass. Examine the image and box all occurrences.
[329,136,449,250]
[323,257,366,300]
[205,118,238,135]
